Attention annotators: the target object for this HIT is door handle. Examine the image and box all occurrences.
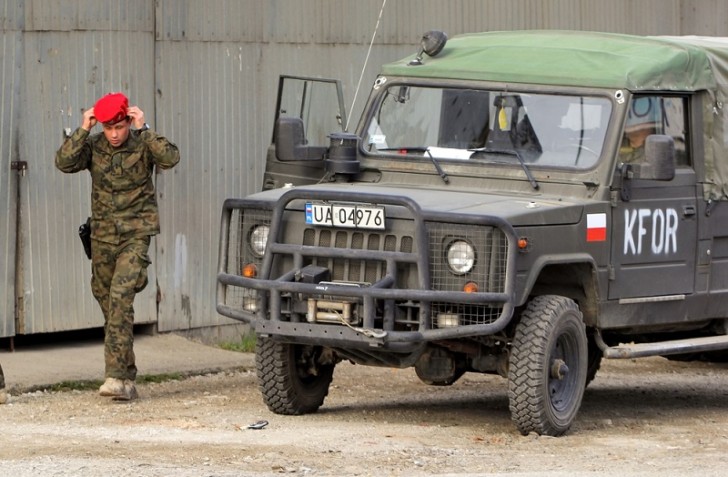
[683,205,696,217]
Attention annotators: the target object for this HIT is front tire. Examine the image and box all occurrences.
[508,295,588,436]
[256,338,335,415]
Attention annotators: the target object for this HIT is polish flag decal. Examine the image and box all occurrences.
[586,213,607,242]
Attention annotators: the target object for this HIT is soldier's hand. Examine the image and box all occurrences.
[127,106,146,130]
[81,107,97,131]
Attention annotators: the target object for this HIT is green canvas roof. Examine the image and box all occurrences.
[381,30,721,92]
[381,30,728,202]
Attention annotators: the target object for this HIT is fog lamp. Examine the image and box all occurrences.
[437,313,459,328]
[243,295,258,313]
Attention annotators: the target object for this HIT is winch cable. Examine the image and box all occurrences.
[332,308,388,339]
[347,0,388,132]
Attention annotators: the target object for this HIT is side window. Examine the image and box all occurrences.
[274,76,347,147]
[619,96,689,166]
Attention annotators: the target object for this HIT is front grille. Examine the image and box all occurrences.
[427,222,507,292]
[427,222,508,326]
[303,227,414,284]
[224,208,272,310]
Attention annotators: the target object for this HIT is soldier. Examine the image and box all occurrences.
[619,96,660,164]
[56,93,180,401]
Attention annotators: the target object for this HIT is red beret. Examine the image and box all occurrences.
[94,93,129,124]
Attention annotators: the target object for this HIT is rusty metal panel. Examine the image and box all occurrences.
[18,30,156,334]
[0,30,22,338]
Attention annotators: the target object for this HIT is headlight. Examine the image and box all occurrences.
[446,240,475,274]
[249,225,270,258]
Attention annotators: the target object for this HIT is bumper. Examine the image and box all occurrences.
[217,189,518,350]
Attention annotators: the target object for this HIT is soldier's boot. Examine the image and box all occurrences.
[112,380,138,402]
[99,377,125,397]
[0,389,7,404]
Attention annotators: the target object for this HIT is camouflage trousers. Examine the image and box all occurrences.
[91,235,151,381]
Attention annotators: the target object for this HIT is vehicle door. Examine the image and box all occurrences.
[262,75,347,190]
[609,95,698,301]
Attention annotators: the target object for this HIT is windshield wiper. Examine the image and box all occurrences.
[471,147,539,190]
[376,147,449,184]
[425,150,450,184]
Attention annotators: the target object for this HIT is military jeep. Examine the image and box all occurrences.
[217,31,728,436]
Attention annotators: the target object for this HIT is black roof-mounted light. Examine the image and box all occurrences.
[408,30,448,66]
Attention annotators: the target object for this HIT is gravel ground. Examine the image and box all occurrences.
[1,356,727,476]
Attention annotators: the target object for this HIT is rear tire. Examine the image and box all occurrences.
[256,337,335,415]
[508,295,587,436]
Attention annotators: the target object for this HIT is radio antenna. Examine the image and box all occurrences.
[347,0,387,132]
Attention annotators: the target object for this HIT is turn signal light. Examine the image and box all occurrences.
[518,237,529,250]
[242,263,258,278]
[463,281,479,293]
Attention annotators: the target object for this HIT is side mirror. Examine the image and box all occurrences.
[275,116,328,161]
[632,134,675,181]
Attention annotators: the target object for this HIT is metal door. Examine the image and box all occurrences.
[262,76,347,191]
[609,168,698,300]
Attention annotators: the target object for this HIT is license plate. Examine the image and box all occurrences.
[305,202,385,229]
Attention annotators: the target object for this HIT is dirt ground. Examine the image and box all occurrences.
[1,356,727,477]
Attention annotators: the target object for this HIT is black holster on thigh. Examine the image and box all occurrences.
[79,217,92,260]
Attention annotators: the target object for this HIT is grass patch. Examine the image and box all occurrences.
[47,380,103,393]
[32,372,186,394]
[137,372,184,384]
[219,333,257,353]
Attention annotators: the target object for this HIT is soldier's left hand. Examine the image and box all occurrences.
[127,106,146,130]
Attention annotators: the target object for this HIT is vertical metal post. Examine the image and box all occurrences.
[11,161,27,334]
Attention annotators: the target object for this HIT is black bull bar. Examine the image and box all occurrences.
[217,189,518,348]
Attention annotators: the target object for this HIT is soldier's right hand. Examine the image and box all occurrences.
[81,107,97,131]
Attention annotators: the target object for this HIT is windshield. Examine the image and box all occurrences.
[363,85,612,170]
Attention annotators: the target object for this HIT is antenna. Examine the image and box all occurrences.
[347,0,388,132]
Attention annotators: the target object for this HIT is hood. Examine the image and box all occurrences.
[251,183,585,227]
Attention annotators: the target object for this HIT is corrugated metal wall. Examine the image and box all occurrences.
[5,0,158,335]
[1,0,727,338]
[0,0,23,338]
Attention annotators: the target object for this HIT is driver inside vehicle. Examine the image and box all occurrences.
[619,96,660,163]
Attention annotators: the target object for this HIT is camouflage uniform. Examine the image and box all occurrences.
[619,145,646,164]
[55,127,179,381]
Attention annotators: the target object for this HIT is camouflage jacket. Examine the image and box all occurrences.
[55,127,180,244]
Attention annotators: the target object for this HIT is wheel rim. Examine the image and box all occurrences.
[293,345,329,389]
[548,330,580,414]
